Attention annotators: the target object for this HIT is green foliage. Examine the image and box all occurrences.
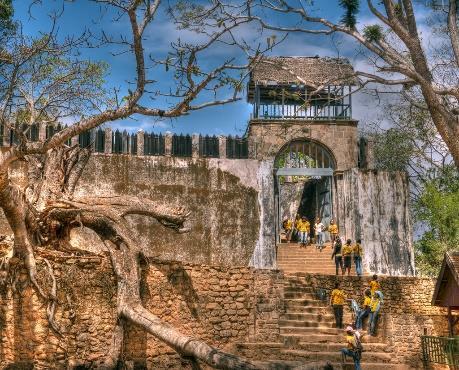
[0,0,13,32]
[372,128,413,171]
[363,24,383,42]
[171,0,206,30]
[339,0,360,29]
[414,166,459,276]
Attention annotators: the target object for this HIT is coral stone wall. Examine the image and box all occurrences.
[301,274,457,368]
[0,257,284,369]
[247,119,359,171]
[0,257,456,369]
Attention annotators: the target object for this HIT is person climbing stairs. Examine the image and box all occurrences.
[234,274,414,369]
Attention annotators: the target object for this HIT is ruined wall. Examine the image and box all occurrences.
[0,259,454,369]
[335,168,415,276]
[248,119,359,171]
[74,155,262,267]
[0,258,284,369]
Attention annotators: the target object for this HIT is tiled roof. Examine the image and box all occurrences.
[251,56,356,87]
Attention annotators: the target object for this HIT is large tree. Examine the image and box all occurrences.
[216,0,459,167]
[0,1,278,368]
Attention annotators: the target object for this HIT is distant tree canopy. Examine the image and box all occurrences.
[414,165,459,276]
[0,0,13,31]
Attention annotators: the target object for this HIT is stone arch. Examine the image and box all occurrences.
[274,137,337,170]
[273,138,335,244]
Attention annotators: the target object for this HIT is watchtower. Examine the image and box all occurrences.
[246,56,359,243]
[247,56,358,171]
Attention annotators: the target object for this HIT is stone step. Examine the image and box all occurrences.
[284,299,324,307]
[254,361,413,370]
[281,306,332,314]
[236,341,390,354]
[281,312,335,322]
[279,327,378,338]
[296,341,390,353]
[280,333,385,344]
[280,326,343,335]
[279,349,393,363]
[279,319,338,328]
[284,292,318,300]
[283,285,316,291]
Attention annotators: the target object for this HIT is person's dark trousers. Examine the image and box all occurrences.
[354,256,362,276]
[333,304,343,328]
[341,348,361,370]
[355,307,370,329]
[335,256,343,275]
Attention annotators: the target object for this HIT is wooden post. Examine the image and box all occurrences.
[38,122,46,142]
[218,136,226,159]
[137,130,144,156]
[164,131,172,156]
[104,127,112,154]
[192,133,200,158]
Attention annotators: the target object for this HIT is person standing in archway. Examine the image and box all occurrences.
[314,217,326,251]
[297,216,310,247]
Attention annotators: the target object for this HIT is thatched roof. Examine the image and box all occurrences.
[250,56,356,87]
[432,251,459,308]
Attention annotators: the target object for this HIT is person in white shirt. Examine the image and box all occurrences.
[314,217,326,251]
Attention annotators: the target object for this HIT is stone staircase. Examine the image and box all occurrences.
[277,243,364,276]
[235,275,412,370]
[277,243,337,275]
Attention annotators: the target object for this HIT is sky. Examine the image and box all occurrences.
[14,0,433,136]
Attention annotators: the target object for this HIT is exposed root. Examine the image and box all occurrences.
[43,258,61,335]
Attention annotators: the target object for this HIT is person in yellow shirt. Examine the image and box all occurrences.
[353,239,363,276]
[330,281,346,329]
[328,219,339,243]
[282,217,293,243]
[355,289,371,330]
[369,291,383,336]
[341,326,362,370]
[369,274,380,296]
[292,214,301,242]
[297,216,310,247]
[342,239,353,276]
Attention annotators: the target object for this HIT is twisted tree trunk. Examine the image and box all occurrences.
[0,148,262,369]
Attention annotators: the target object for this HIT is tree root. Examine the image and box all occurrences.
[43,258,61,335]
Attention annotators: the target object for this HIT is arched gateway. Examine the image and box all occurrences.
[274,139,335,244]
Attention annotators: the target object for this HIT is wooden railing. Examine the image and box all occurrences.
[421,335,459,368]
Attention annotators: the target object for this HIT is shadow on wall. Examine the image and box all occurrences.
[145,259,200,319]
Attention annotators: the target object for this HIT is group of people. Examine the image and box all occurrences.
[329,275,384,369]
[282,215,339,250]
[331,237,364,276]
[283,215,364,277]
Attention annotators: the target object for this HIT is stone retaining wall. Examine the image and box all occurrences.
[300,273,457,368]
[0,257,283,369]
[0,257,456,369]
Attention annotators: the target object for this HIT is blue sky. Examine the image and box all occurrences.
[14,0,431,135]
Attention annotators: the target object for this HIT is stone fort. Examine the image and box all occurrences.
[0,56,455,369]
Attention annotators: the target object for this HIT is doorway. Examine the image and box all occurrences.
[274,139,336,244]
